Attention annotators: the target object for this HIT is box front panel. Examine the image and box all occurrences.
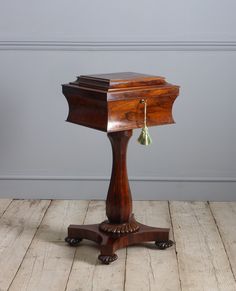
[107,93,178,132]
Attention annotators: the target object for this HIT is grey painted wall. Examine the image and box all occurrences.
[0,1,235,200]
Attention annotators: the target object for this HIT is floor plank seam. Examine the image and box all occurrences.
[123,247,128,291]
[6,199,53,291]
[208,201,236,283]
[91,257,99,291]
[168,201,183,291]
[64,200,91,291]
[0,199,14,219]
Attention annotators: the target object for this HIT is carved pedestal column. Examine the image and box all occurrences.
[65,130,173,264]
[99,130,139,234]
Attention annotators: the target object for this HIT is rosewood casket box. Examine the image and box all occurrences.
[62,72,179,132]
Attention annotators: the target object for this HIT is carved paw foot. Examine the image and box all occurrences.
[98,253,118,265]
[155,240,174,250]
[65,237,83,247]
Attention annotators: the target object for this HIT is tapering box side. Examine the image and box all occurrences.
[62,85,108,132]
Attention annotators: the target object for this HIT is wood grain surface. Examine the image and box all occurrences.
[1,199,236,291]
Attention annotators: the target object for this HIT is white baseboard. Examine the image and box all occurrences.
[0,176,235,201]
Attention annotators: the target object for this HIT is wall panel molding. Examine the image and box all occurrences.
[1,40,236,51]
[0,175,235,182]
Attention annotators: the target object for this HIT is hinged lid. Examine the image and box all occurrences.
[71,72,166,91]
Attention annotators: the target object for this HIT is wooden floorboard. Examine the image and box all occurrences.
[0,199,12,217]
[0,199,50,291]
[1,199,236,291]
[65,200,126,291]
[9,200,89,291]
[210,202,236,282]
[125,201,181,291]
[170,201,236,291]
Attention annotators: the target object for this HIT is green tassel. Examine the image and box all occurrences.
[137,99,152,146]
[137,126,152,145]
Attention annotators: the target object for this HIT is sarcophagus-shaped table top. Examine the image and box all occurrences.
[62,72,179,132]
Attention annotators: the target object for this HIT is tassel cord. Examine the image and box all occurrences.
[144,100,147,128]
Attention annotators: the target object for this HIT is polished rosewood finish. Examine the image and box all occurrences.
[106,130,132,224]
[62,72,179,264]
[62,72,179,132]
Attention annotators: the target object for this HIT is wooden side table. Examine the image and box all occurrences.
[62,72,179,264]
